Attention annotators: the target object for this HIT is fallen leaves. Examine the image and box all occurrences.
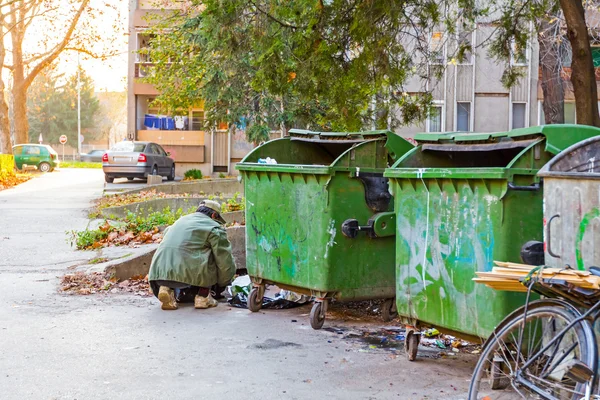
[94,189,205,210]
[0,173,32,191]
[60,272,152,297]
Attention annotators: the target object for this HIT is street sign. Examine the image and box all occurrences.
[59,135,67,145]
[79,135,84,144]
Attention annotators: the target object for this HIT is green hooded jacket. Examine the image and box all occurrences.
[148,212,236,288]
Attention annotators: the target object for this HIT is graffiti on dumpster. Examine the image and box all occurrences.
[576,207,600,271]
[249,210,308,274]
[396,182,497,329]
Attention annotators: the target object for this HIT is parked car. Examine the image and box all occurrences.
[12,144,59,172]
[80,149,106,163]
[102,141,175,183]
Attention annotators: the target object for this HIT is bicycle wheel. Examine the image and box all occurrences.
[469,303,594,400]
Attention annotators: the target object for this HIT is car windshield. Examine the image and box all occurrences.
[45,146,58,155]
[111,142,146,152]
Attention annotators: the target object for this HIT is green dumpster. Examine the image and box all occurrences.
[237,129,414,329]
[383,124,600,359]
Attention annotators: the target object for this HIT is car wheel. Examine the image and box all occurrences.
[151,165,158,176]
[105,174,114,183]
[38,162,51,173]
[167,165,175,181]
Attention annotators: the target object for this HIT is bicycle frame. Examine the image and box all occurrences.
[508,283,600,400]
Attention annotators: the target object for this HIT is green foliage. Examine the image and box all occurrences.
[218,173,226,179]
[184,169,203,180]
[222,192,245,213]
[123,207,186,234]
[60,161,103,169]
[0,154,15,181]
[142,0,470,138]
[28,65,101,145]
[68,228,109,250]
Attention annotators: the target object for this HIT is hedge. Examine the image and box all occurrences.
[0,154,15,181]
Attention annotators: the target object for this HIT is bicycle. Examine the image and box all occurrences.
[469,266,600,400]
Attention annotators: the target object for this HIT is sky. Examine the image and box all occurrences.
[55,0,129,93]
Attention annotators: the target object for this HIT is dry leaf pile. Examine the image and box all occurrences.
[61,272,152,296]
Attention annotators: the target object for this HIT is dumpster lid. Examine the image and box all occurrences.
[289,128,389,143]
[539,135,600,178]
[415,125,600,155]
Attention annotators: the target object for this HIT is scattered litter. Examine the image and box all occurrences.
[227,281,309,309]
[452,347,460,353]
[258,157,278,164]
[424,328,440,337]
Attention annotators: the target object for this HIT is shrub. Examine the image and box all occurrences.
[184,169,203,180]
[218,173,226,179]
[0,154,16,181]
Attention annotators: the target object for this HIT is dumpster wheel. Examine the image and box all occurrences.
[405,330,420,361]
[310,301,327,330]
[381,298,397,322]
[248,286,264,312]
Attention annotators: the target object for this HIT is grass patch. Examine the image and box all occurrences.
[60,161,102,169]
[89,257,109,264]
[68,207,189,250]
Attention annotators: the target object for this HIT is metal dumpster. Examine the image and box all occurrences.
[383,124,600,359]
[236,129,414,329]
[539,135,600,271]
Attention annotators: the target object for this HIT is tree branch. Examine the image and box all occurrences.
[22,0,90,90]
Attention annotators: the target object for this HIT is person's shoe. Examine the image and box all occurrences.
[194,294,218,309]
[158,286,178,310]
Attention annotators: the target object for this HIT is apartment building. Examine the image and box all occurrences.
[128,2,600,168]
[127,0,254,177]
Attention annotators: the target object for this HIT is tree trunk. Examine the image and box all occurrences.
[11,82,29,144]
[0,84,11,154]
[560,0,600,127]
[538,18,565,124]
[0,38,11,154]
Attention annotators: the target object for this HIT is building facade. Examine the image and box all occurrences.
[128,3,600,170]
[127,0,254,177]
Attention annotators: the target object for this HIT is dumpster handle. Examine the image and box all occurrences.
[508,182,541,191]
[547,214,561,258]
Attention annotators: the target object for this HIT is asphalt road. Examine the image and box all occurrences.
[0,169,476,399]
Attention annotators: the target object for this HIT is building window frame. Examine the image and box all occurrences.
[456,101,471,132]
[510,40,529,66]
[511,102,528,130]
[429,31,446,66]
[457,30,474,65]
[426,101,445,133]
[538,100,577,124]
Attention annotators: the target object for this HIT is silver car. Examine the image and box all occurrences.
[102,141,175,183]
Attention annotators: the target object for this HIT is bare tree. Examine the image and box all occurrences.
[0,0,124,154]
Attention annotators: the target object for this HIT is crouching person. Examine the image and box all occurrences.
[149,200,236,310]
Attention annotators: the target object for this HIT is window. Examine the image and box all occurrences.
[136,33,156,63]
[430,32,445,65]
[190,110,204,131]
[111,142,146,152]
[457,102,471,131]
[538,101,576,124]
[593,47,600,67]
[457,31,473,64]
[510,40,528,66]
[13,146,22,155]
[427,104,443,132]
[25,146,41,155]
[512,103,527,129]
